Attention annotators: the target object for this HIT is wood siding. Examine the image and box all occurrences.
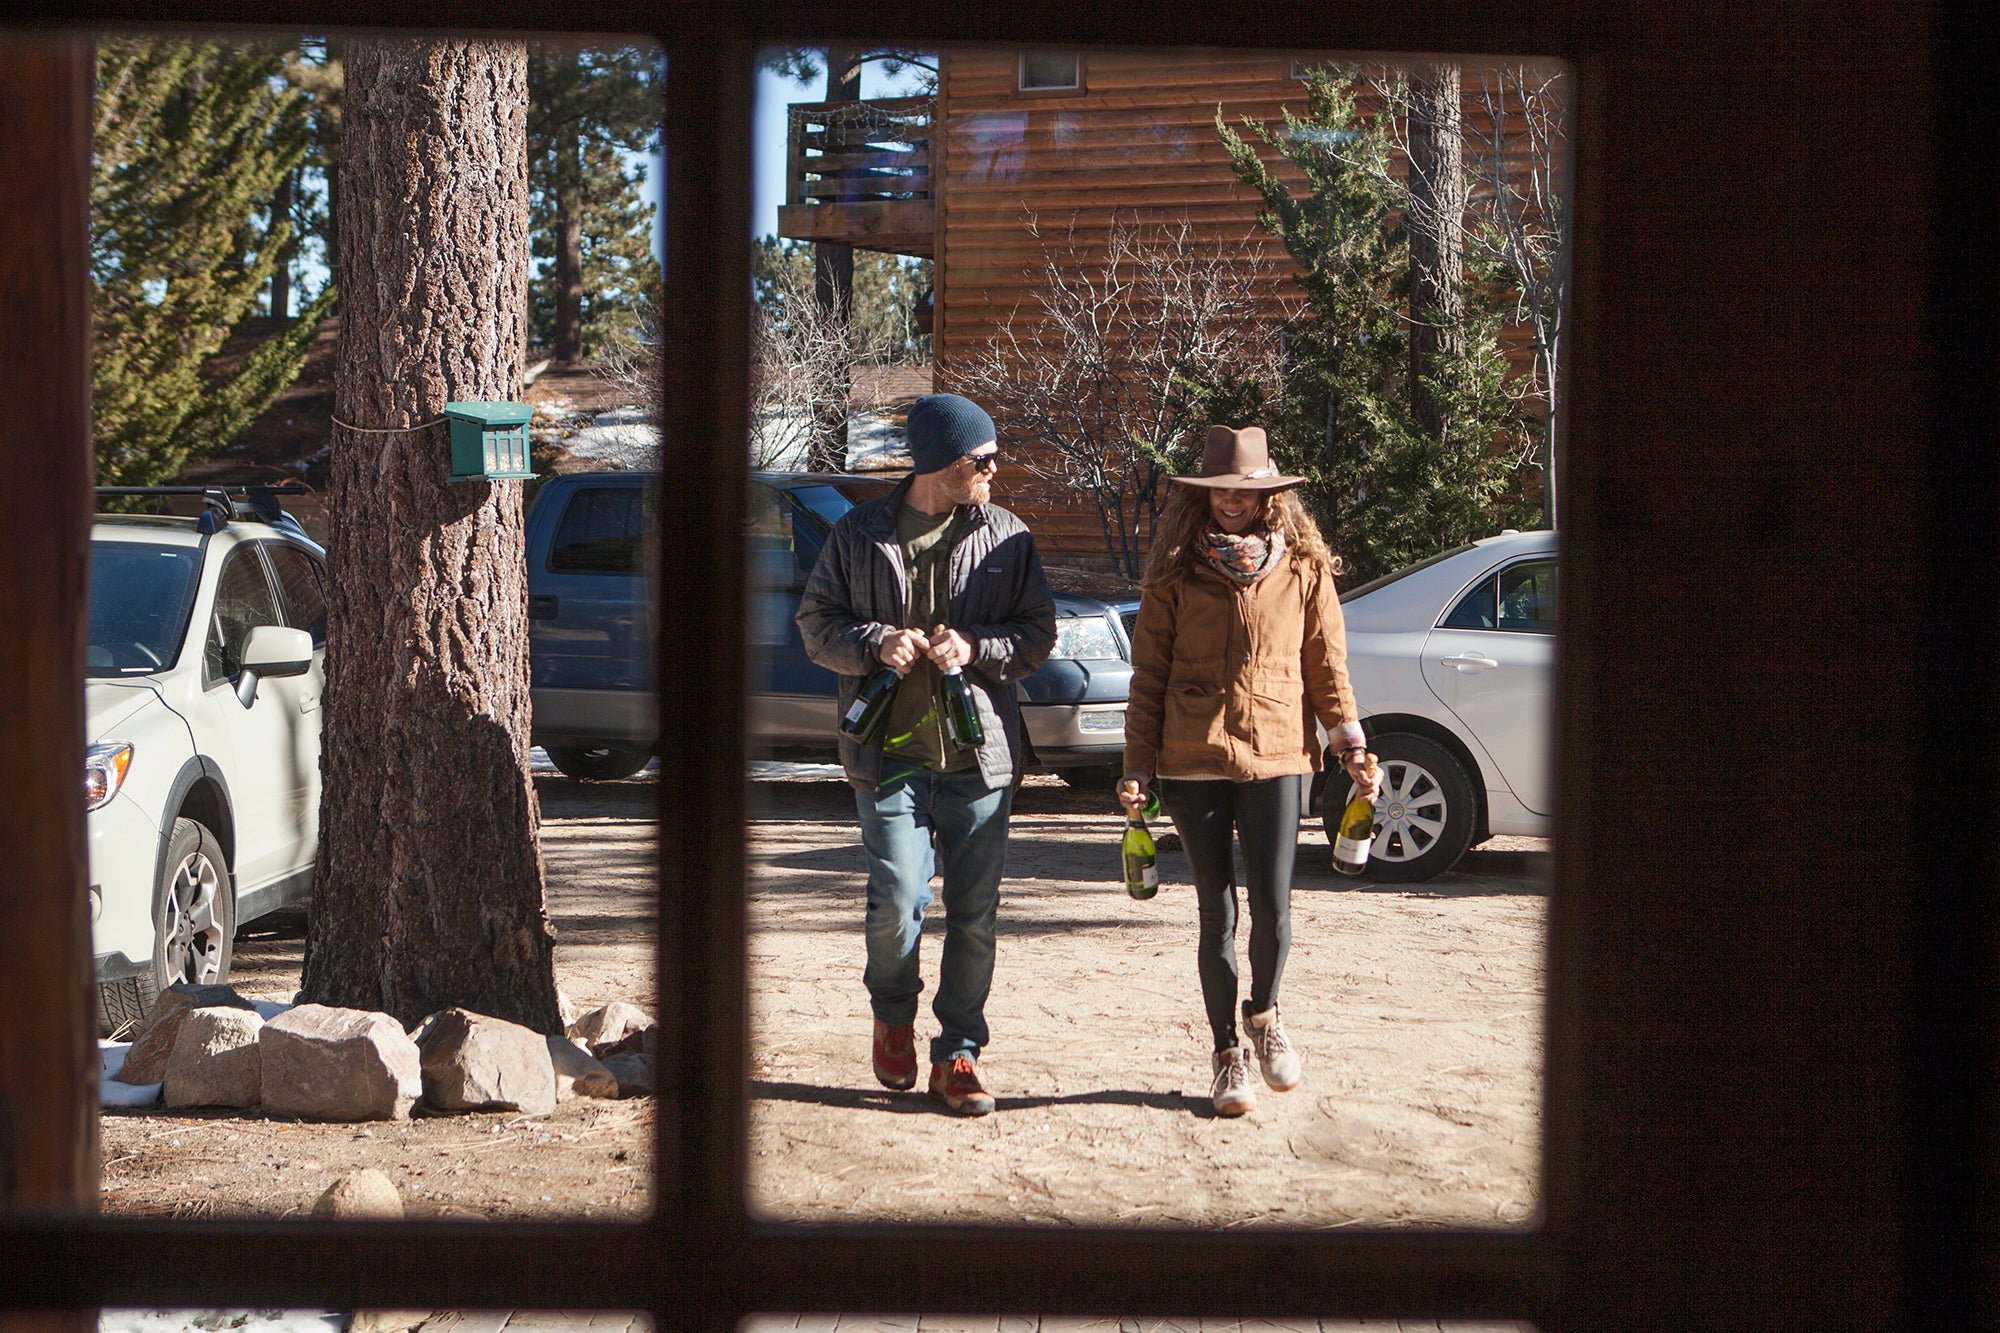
[932,47,1551,565]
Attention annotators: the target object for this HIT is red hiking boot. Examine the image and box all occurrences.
[926,1054,996,1116]
[872,1019,917,1090]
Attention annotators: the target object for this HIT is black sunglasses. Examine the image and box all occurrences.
[964,450,1003,473]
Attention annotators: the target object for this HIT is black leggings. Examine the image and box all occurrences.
[1157,776,1299,1051]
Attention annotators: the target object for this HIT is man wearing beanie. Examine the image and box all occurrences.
[797,392,1056,1115]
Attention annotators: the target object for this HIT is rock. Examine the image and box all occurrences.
[593,1023,658,1062]
[555,988,579,1030]
[115,982,257,1085]
[601,1051,656,1099]
[311,1169,403,1218]
[261,1005,422,1121]
[348,1313,429,1333]
[546,1035,619,1101]
[569,1001,653,1055]
[164,1007,264,1108]
[415,1008,557,1116]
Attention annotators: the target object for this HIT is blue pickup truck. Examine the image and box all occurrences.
[525,470,1140,785]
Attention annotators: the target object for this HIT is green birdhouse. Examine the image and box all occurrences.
[445,401,535,481]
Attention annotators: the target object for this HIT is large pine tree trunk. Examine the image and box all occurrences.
[807,46,863,473]
[270,167,293,321]
[1406,63,1466,442]
[554,120,585,363]
[299,36,561,1035]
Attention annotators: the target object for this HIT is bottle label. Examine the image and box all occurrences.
[842,698,867,726]
[1334,833,1373,865]
[1140,865,1158,890]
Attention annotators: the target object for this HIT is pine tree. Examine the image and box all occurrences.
[1215,66,1530,582]
[92,38,334,488]
[752,235,931,364]
[526,44,663,363]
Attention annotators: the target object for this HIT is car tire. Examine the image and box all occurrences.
[97,973,159,1038]
[1323,733,1478,883]
[545,744,652,782]
[152,816,236,996]
[1057,764,1120,791]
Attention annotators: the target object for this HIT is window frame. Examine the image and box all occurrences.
[1016,49,1082,93]
[3,8,1994,1333]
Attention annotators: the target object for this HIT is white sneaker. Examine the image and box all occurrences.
[1210,1045,1256,1117]
[1244,1001,1302,1091]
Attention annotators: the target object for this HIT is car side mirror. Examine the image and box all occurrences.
[235,625,315,707]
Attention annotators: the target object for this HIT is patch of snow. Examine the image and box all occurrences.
[747,760,846,781]
[559,423,660,471]
[98,1041,161,1107]
[593,406,652,426]
[101,1311,345,1333]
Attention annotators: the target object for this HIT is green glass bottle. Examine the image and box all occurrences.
[838,663,905,744]
[1123,793,1162,899]
[1332,752,1381,876]
[940,664,985,750]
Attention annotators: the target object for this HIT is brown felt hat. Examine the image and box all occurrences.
[1169,425,1305,491]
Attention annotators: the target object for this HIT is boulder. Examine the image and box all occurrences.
[546,1035,619,1101]
[601,1051,656,1099]
[593,1023,658,1062]
[415,1008,557,1116]
[260,1005,422,1121]
[164,1007,264,1108]
[115,982,257,1085]
[569,1001,653,1056]
[312,1169,403,1219]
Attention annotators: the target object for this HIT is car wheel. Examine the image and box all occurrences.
[1323,733,1477,882]
[1058,764,1120,791]
[153,817,236,994]
[545,744,652,781]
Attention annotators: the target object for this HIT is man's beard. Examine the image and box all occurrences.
[944,471,991,506]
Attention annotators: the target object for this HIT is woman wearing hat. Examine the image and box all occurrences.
[1118,424,1380,1117]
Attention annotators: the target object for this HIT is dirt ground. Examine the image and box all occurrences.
[99,769,1547,1232]
[746,774,1546,1231]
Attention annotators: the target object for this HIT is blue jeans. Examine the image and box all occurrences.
[855,766,1013,1064]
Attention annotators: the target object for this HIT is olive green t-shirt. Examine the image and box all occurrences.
[881,504,974,775]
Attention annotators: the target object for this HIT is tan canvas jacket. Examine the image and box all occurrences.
[1122,549,1360,781]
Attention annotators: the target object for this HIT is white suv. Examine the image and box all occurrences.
[87,486,327,1030]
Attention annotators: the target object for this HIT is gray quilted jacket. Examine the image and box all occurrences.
[795,474,1057,791]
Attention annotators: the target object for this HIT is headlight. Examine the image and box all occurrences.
[1051,615,1123,661]
[85,741,134,811]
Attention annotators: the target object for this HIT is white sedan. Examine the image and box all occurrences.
[1320,529,1557,881]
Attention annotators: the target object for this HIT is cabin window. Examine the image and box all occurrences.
[1018,50,1081,91]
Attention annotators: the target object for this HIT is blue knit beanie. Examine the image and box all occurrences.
[905,394,996,475]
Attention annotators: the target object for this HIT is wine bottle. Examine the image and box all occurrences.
[838,662,905,744]
[1332,752,1381,876]
[940,665,985,750]
[1123,793,1161,899]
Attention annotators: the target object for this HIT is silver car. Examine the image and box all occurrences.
[1318,529,1557,881]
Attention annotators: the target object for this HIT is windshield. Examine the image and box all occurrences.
[88,541,201,677]
[786,480,896,537]
[1339,541,1480,602]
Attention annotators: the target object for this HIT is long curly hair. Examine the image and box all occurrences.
[1141,483,1340,594]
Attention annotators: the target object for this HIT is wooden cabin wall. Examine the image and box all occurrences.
[930,45,1559,568]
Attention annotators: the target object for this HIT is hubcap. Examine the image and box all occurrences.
[1345,759,1448,863]
[162,850,224,984]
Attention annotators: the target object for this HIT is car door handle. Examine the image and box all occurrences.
[528,595,558,620]
[1440,652,1499,672]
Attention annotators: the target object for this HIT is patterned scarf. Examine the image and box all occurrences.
[1200,525,1286,586]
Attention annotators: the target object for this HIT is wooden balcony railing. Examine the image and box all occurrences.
[777,96,936,257]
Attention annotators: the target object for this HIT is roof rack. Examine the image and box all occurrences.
[95,483,313,536]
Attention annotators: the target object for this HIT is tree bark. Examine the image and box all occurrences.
[1406,63,1465,442]
[300,36,561,1035]
[807,46,863,473]
[554,117,585,363]
[270,167,293,322]
[0,33,98,1255]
